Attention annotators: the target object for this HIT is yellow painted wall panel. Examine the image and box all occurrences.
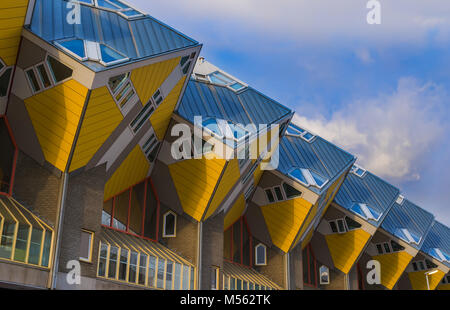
[131,56,180,105]
[0,1,29,65]
[372,251,413,290]
[104,146,150,200]
[205,159,240,220]
[70,87,123,172]
[169,157,227,221]
[25,80,88,171]
[325,229,371,274]
[224,195,246,231]
[260,198,313,253]
[408,269,445,290]
[150,76,186,140]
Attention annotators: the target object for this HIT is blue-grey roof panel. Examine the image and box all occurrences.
[421,222,450,268]
[334,171,400,227]
[278,133,355,194]
[176,79,290,128]
[29,0,198,71]
[381,199,434,250]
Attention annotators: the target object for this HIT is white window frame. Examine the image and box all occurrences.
[130,99,156,134]
[211,266,220,290]
[350,164,367,177]
[396,195,405,205]
[107,72,138,114]
[163,211,177,238]
[138,129,160,164]
[329,218,347,234]
[79,229,94,262]
[92,0,144,19]
[281,182,303,200]
[285,124,316,142]
[319,265,330,285]
[25,56,72,95]
[288,168,328,190]
[375,240,404,255]
[255,243,267,266]
[207,70,247,92]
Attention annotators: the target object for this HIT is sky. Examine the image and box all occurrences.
[131,0,450,225]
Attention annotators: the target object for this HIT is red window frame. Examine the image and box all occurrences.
[0,115,18,197]
[304,243,318,288]
[102,177,160,243]
[224,216,254,269]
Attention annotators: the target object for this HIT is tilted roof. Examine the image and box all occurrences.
[29,0,199,72]
[420,221,450,267]
[334,169,400,227]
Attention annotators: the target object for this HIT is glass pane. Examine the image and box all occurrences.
[41,230,52,267]
[390,240,405,252]
[157,259,165,289]
[14,224,30,262]
[166,261,174,290]
[190,267,195,290]
[236,279,242,290]
[115,81,131,101]
[118,248,129,281]
[182,265,190,290]
[345,217,362,231]
[128,251,138,283]
[108,246,118,279]
[303,132,314,141]
[108,73,129,94]
[138,254,147,285]
[119,88,135,108]
[174,263,181,290]
[310,170,326,187]
[0,221,16,259]
[230,278,236,290]
[97,0,120,10]
[164,213,176,236]
[148,256,156,287]
[243,281,248,290]
[256,245,266,265]
[376,244,383,255]
[412,262,418,271]
[289,168,308,185]
[47,56,73,83]
[337,219,346,233]
[100,44,126,64]
[28,227,43,265]
[98,243,108,277]
[383,243,391,253]
[274,186,283,201]
[58,39,85,58]
[265,189,275,203]
[36,64,52,88]
[283,183,302,199]
[230,82,244,91]
[211,267,217,290]
[249,282,254,290]
[26,69,40,93]
[329,221,338,233]
[0,67,12,97]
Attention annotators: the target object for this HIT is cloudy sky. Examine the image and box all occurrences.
[132,0,450,225]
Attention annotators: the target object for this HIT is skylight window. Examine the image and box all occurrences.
[396,195,405,205]
[286,124,315,142]
[288,168,328,189]
[206,71,246,92]
[394,228,421,245]
[429,248,450,263]
[93,0,144,18]
[55,39,128,66]
[201,117,250,143]
[350,165,366,177]
[350,203,382,221]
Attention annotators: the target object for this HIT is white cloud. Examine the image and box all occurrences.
[355,48,373,64]
[293,78,447,181]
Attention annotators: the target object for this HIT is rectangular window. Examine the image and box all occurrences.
[182,264,190,290]
[274,186,284,201]
[157,259,165,289]
[190,267,195,290]
[236,279,242,290]
[336,219,346,233]
[118,248,129,281]
[148,256,156,287]
[412,262,418,271]
[174,263,182,290]
[128,251,138,283]
[166,261,174,290]
[131,102,156,133]
[329,221,338,233]
[28,228,43,265]
[211,266,219,290]
[376,244,383,255]
[224,275,229,290]
[383,243,391,254]
[108,246,118,279]
[36,64,52,89]
[98,243,108,277]
[80,230,94,262]
[138,254,147,285]
[265,189,275,203]
[26,69,41,93]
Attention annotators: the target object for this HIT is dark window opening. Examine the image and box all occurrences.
[0,67,12,97]
[0,118,16,195]
[302,244,318,288]
[224,217,254,268]
[274,186,283,201]
[265,189,275,203]
[163,212,176,237]
[345,217,362,231]
[282,183,302,199]
[329,221,338,233]
[390,240,405,252]
[47,56,73,83]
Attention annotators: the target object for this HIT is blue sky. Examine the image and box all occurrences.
[132,0,450,225]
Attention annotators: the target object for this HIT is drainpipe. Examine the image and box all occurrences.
[286,252,291,290]
[197,221,203,290]
[48,171,69,290]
